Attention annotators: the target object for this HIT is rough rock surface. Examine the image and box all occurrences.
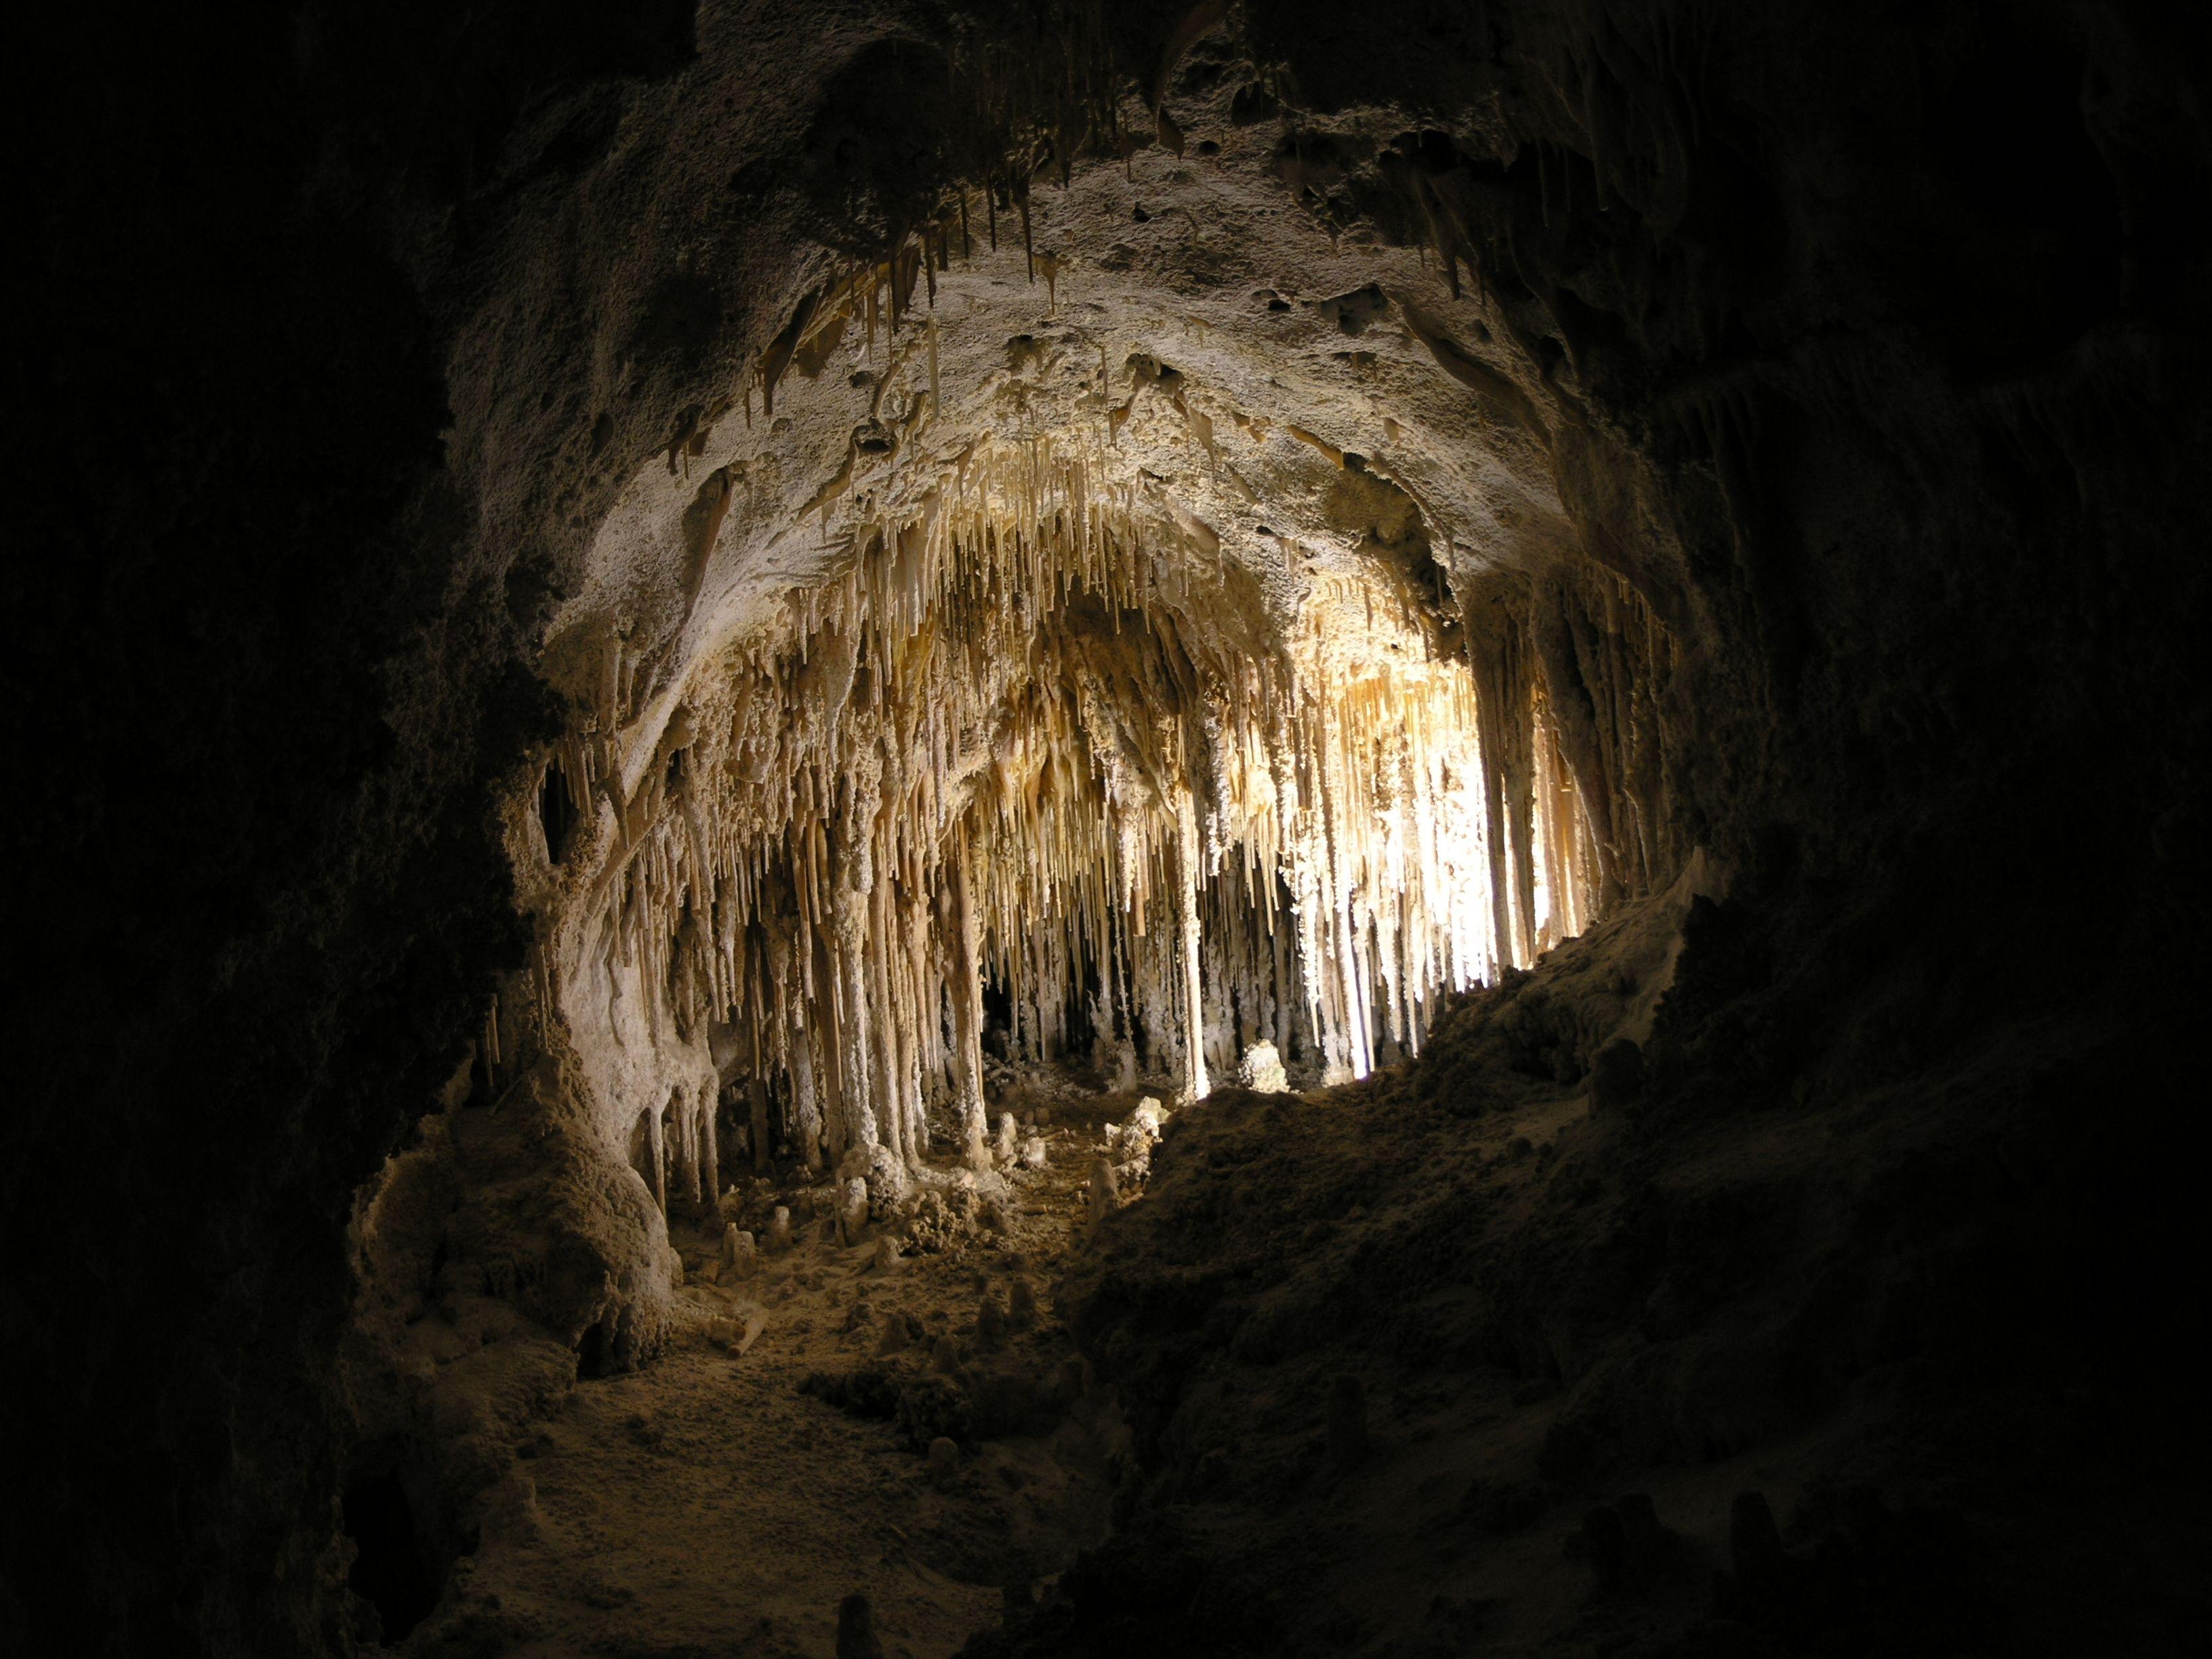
[7,2,2208,1654]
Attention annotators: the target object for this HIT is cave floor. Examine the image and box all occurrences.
[459,1117,1122,1659]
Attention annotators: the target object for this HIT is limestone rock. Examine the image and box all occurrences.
[1019,1136,1047,1170]
[926,1436,960,1491]
[862,1143,909,1217]
[838,1176,870,1244]
[1237,1042,1288,1092]
[764,1206,794,1252]
[1109,1040,1140,1092]
[976,1293,1007,1347]
[1086,1156,1120,1227]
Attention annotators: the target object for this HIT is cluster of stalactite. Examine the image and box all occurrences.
[546,439,1643,1178]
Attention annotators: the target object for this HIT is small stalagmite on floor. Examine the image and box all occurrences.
[1086,1156,1120,1229]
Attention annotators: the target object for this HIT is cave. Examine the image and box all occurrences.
[9,3,2209,1656]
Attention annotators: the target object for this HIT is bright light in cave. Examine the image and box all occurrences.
[539,426,1602,1186]
[480,142,1686,1233]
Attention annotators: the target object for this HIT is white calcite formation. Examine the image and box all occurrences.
[1237,1042,1288,1093]
[522,427,1618,1185]
[466,65,1685,1333]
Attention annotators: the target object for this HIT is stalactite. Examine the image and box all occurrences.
[562,438,1623,1167]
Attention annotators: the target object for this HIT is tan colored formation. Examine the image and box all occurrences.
[547,433,1615,1179]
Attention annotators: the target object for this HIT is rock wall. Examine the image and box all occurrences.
[6,1,2205,1652]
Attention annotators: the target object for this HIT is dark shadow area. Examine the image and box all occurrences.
[341,1473,441,1645]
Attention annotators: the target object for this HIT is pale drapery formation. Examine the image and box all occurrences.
[540,438,1652,1172]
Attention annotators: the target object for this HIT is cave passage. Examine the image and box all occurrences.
[558,438,1602,1186]
[26,4,2204,1654]
[500,144,1687,1254]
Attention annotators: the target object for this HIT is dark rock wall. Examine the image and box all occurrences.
[1,5,695,1652]
[4,1,2205,1652]
[1257,0,2212,1031]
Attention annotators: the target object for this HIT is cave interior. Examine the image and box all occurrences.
[7,2,2210,1656]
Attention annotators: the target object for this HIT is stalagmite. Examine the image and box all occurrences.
[838,1177,870,1244]
[1087,1155,1119,1228]
[926,1437,960,1491]
[1237,1041,1287,1092]
[947,848,990,1170]
[1174,786,1209,1103]
[558,436,1621,1193]
[977,1293,1008,1346]
[724,1227,758,1281]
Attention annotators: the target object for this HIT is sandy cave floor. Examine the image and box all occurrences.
[459,1101,1134,1659]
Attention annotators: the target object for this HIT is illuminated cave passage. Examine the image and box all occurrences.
[462,100,1700,1397]
[12,4,2210,1658]
[537,390,1647,1181]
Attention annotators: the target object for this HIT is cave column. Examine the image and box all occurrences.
[645,1101,668,1215]
[789,1028,823,1172]
[812,926,852,1162]
[699,1081,720,1204]
[1175,786,1209,1103]
[774,925,825,1172]
[834,884,879,1153]
[946,838,991,1170]
[1473,637,1520,975]
[676,1090,703,1211]
[867,867,906,1169]
[902,884,933,1162]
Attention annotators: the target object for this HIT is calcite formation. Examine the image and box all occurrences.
[520,408,1648,1204]
[463,52,1700,1250]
